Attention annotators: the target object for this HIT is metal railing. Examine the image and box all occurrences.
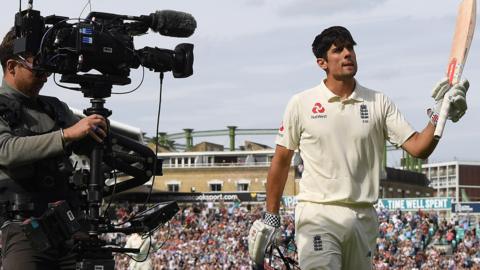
[163,161,273,168]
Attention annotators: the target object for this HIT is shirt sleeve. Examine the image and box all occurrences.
[382,94,415,147]
[0,122,64,168]
[0,97,75,168]
[275,95,301,150]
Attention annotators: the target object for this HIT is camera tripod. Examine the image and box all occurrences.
[59,74,175,270]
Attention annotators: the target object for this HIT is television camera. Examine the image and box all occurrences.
[7,1,197,269]
[14,1,196,87]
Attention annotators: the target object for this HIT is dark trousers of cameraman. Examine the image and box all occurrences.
[1,223,76,270]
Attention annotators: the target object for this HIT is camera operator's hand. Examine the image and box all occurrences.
[63,114,107,143]
[248,212,281,267]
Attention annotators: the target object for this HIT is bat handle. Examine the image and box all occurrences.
[434,94,452,139]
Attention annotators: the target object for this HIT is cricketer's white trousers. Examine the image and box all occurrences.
[295,202,377,270]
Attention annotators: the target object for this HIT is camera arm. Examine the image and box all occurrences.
[103,132,162,197]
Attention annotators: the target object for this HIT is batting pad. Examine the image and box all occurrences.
[248,220,276,265]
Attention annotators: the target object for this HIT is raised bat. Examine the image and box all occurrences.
[434,0,476,139]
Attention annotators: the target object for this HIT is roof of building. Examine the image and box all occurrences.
[384,167,430,187]
[422,160,480,167]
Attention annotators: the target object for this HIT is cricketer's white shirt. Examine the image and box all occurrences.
[276,80,415,204]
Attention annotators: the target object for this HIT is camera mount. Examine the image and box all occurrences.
[68,77,176,270]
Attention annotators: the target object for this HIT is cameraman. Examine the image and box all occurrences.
[0,28,107,270]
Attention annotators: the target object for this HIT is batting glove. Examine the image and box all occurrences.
[428,77,469,125]
[248,212,281,267]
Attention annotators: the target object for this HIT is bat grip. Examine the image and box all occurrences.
[434,94,452,139]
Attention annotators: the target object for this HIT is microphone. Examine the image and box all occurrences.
[146,10,197,38]
[87,11,197,38]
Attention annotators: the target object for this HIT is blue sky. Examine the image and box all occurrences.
[1,0,479,165]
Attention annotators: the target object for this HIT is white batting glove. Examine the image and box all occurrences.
[428,78,469,125]
[248,212,281,266]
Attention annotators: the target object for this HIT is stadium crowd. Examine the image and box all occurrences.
[110,202,480,270]
[111,201,257,269]
[2,202,480,269]
[374,207,480,269]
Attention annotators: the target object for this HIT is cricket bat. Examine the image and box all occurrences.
[434,0,476,139]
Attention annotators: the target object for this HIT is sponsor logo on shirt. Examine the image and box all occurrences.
[312,102,325,114]
[360,104,369,123]
[278,122,285,137]
[311,102,327,119]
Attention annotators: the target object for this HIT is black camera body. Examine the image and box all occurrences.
[38,20,139,77]
[13,7,196,82]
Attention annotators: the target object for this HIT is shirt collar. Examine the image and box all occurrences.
[319,79,365,103]
[1,79,36,102]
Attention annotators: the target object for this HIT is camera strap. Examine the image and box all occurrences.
[0,94,22,128]
[0,94,68,134]
[37,95,68,129]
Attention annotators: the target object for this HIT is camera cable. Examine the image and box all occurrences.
[144,72,164,205]
[79,0,92,19]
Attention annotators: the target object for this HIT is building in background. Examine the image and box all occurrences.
[88,121,480,205]
[152,141,434,200]
[156,147,299,196]
[422,161,480,202]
